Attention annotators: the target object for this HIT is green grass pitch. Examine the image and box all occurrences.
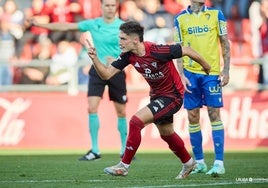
[0,149,267,188]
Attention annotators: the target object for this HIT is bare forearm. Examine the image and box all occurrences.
[181,46,210,74]
[91,57,112,80]
[86,37,119,80]
[33,22,78,31]
[176,58,184,76]
[220,35,230,75]
[183,46,208,68]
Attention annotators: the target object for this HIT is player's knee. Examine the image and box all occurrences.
[114,103,126,117]
[157,124,174,136]
[187,109,200,124]
[87,106,97,114]
[207,107,221,122]
[188,117,199,124]
[117,111,126,117]
[129,115,144,131]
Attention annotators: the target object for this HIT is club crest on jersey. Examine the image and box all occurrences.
[205,13,211,20]
[151,62,157,68]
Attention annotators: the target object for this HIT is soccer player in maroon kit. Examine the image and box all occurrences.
[84,21,211,179]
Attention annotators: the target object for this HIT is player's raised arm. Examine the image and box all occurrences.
[31,18,79,31]
[86,39,120,80]
[181,46,211,75]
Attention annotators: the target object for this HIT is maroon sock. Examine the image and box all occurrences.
[161,132,191,163]
[122,115,144,164]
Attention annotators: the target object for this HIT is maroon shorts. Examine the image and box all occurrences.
[147,93,183,125]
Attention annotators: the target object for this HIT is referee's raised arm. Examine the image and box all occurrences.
[32,19,79,31]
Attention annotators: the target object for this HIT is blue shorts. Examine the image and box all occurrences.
[183,70,223,110]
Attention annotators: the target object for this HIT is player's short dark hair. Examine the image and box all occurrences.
[119,21,144,42]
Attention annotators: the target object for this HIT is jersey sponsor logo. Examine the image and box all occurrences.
[145,68,151,74]
[142,68,164,80]
[209,84,221,93]
[143,71,164,80]
[188,25,209,34]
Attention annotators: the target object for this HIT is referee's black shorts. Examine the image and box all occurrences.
[87,66,127,104]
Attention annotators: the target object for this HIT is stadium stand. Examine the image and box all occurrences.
[0,0,266,92]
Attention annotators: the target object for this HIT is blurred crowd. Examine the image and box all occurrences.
[0,0,267,88]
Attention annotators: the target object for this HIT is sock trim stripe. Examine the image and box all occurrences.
[211,121,223,126]
[212,122,224,130]
[189,125,201,133]
[212,126,224,131]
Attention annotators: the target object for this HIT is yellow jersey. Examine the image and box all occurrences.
[174,6,227,75]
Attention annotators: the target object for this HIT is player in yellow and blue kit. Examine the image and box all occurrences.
[174,0,230,176]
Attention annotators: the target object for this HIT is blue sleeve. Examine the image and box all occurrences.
[174,12,186,43]
[218,9,226,22]
[217,10,228,35]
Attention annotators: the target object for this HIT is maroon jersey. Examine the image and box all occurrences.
[112,42,184,97]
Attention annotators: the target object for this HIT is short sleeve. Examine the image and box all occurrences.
[111,53,131,70]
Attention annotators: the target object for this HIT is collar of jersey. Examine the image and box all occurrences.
[186,5,207,14]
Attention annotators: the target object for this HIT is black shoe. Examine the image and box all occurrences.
[78,150,101,161]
